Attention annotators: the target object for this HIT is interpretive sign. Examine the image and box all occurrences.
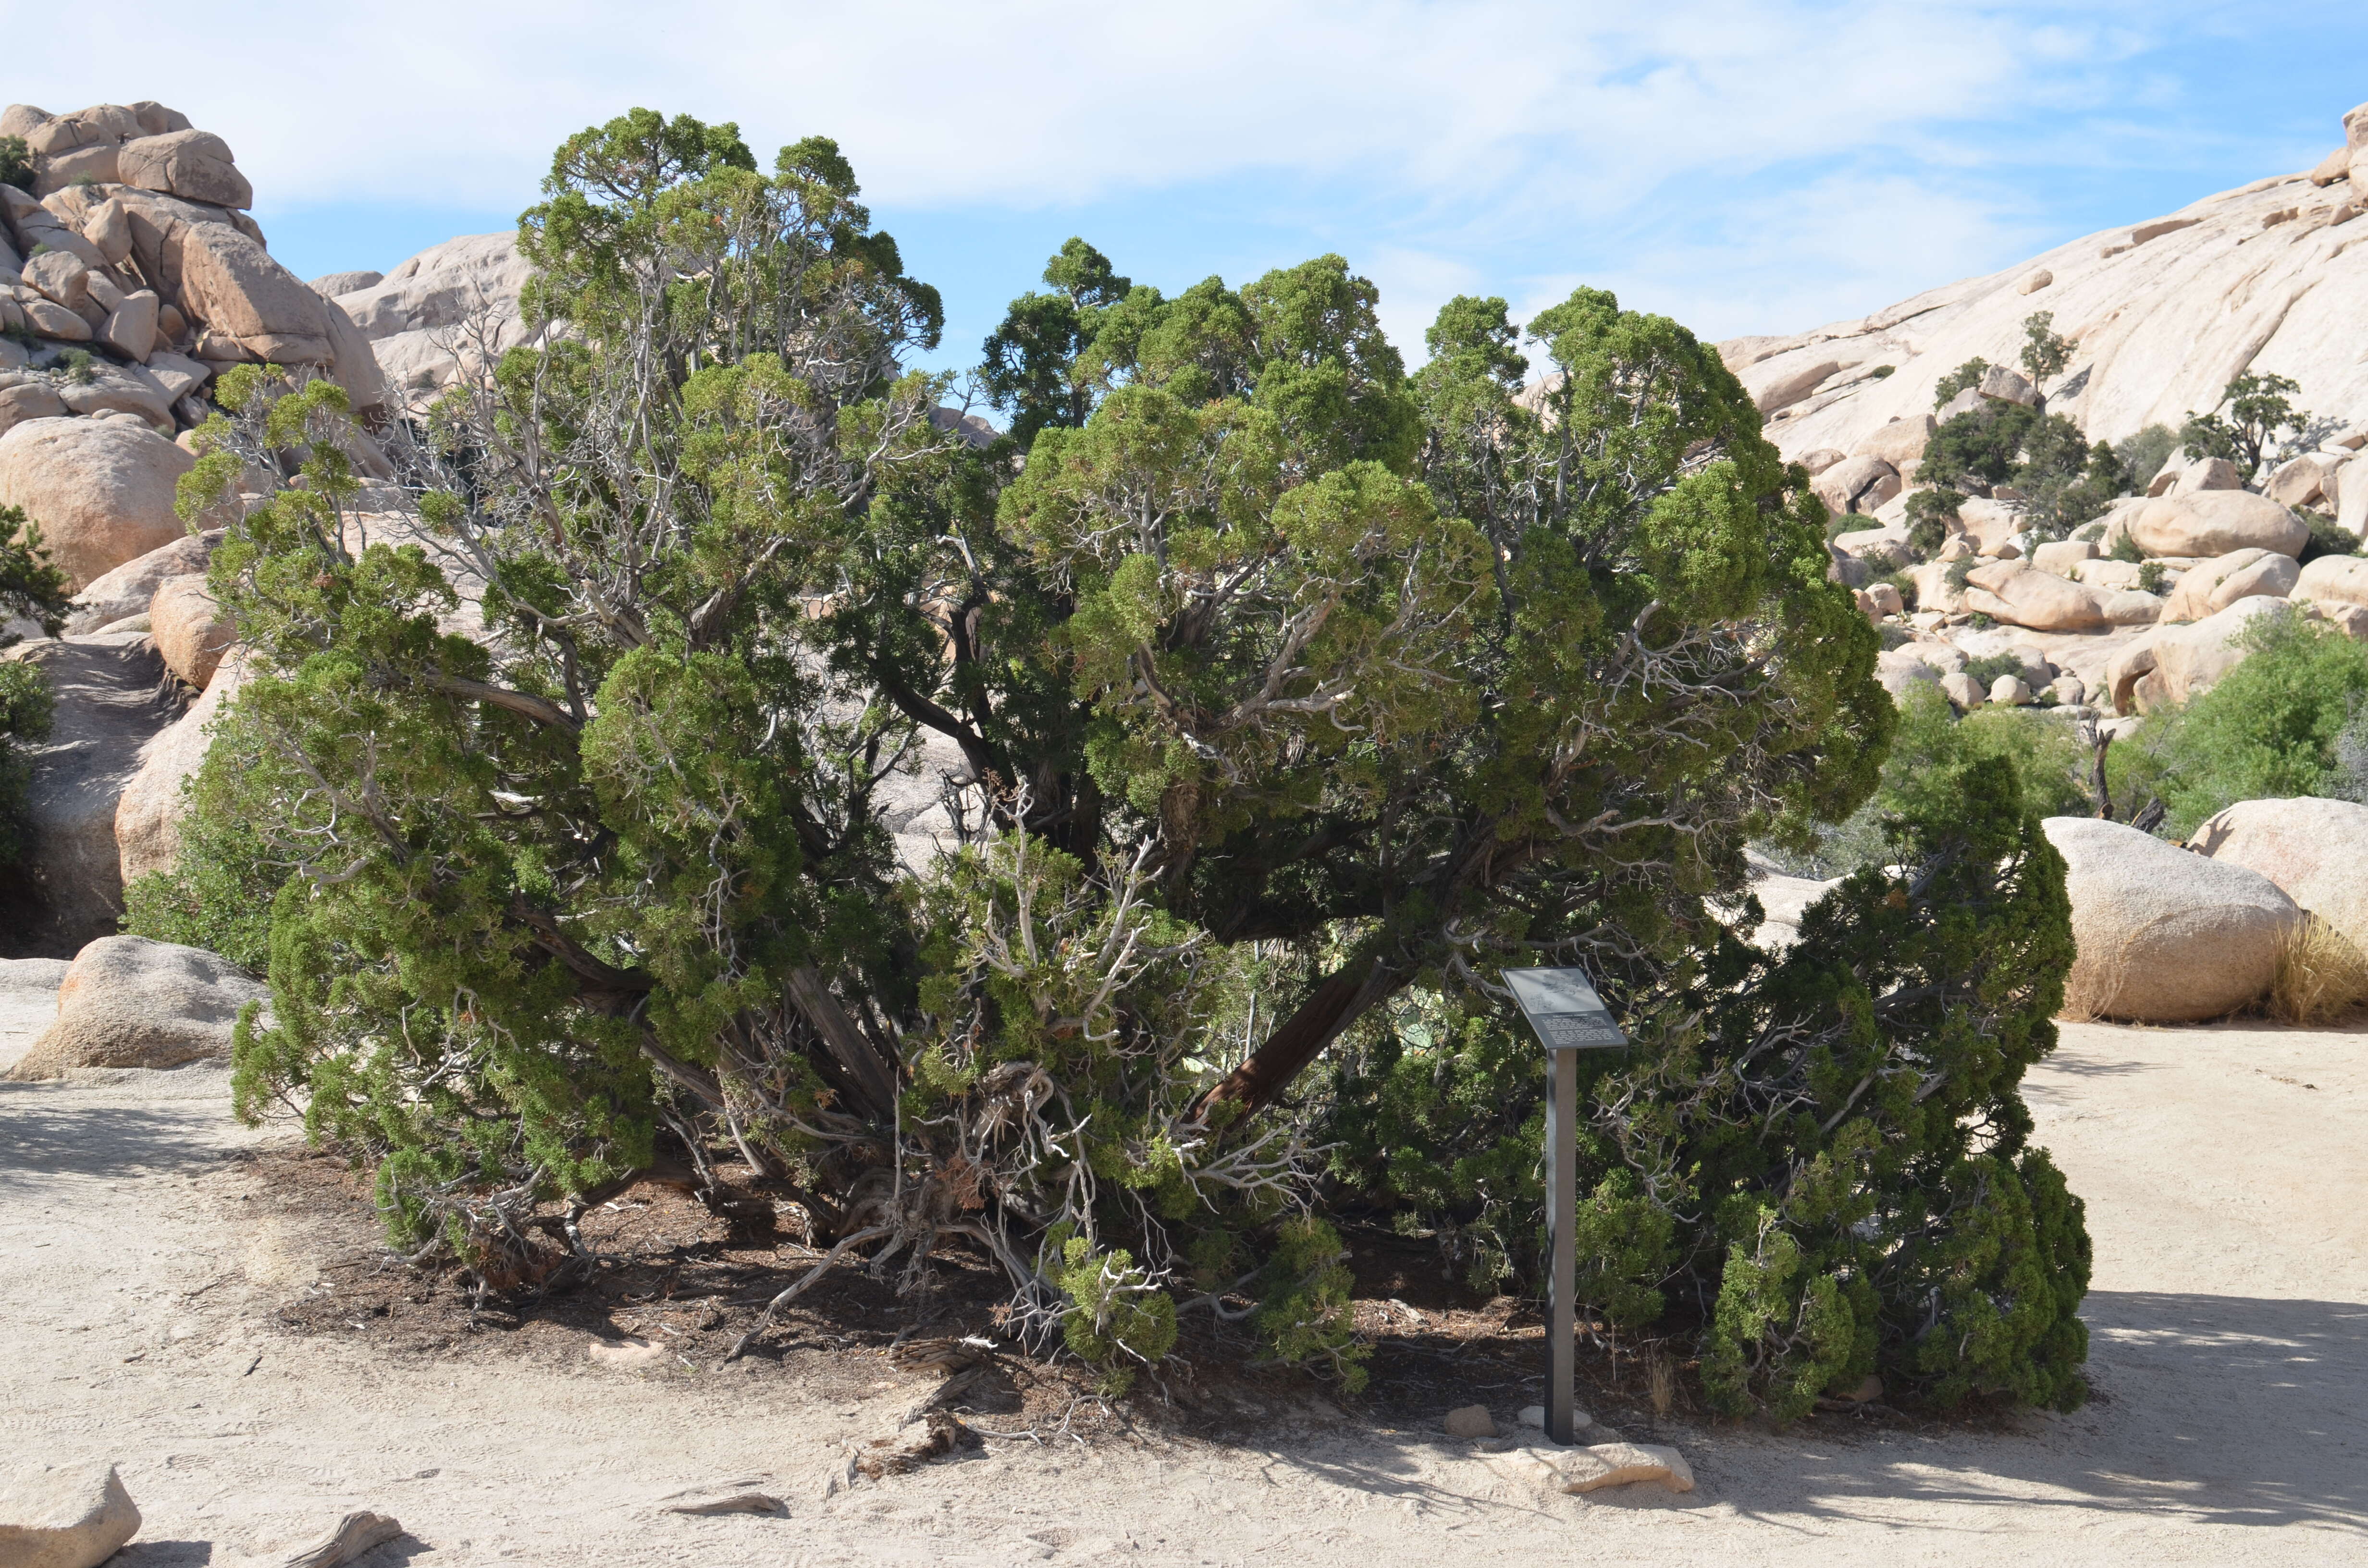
[1504,967,1628,1049]
[1503,966,1628,1447]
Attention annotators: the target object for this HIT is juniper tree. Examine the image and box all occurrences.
[189,109,2087,1410]
[1320,751,2089,1416]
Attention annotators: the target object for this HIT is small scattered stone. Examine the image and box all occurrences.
[1443,1404,1495,1439]
[587,1335,670,1368]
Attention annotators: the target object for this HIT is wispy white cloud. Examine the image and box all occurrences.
[6,1,2242,210]
[11,0,2364,354]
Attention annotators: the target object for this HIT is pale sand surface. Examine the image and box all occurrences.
[0,1014,2360,1566]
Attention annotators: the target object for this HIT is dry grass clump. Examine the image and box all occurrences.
[2265,915,2368,1026]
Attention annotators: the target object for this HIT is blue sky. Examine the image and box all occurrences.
[13,2,2368,397]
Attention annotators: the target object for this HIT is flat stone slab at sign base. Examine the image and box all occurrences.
[587,1335,671,1369]
[2042,817,2300,1023]
[4,935,268,1080]
[0,1462,141,1568]
[1482,1441,1694,1496]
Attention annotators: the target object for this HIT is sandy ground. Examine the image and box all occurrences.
[1,1013,2362,1567]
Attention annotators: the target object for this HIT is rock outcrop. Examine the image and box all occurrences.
[2190,796,2368,958]
[1961,559,2113,632]
[0,417,193,591]
[116,652,244,885]
[2128,595,2290,711]
[2044,816,2299,1022]
[148,573,231,689]
[2,102,382,590]
[2114,493,2311,562]
[2161,547,2299,623]
[0,634,181,957]
[333,232,532,400]
[4,934,268,1079]
[1723,100,2368,457]
[62,529,217,633]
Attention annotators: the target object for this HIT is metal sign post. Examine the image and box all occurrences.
[1503,967,1628,1447]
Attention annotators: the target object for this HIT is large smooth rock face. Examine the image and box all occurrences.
[2130,595,2289,711]
[0,1462,142,1568]
[0,418,194,590]
[2163,547,2299,622]
[1961,559,2113,631]
[337,233,531,396]
[2191,796,2368,957]
[116,655,243,886]
[162,222,332,365]
[2127,493,2309,560]
[149,574,232,689]
[1850,413,1935,471]
[64,531,216,633]
[2043,816,2299,1022]
[1723,103,2368,464]
[5,934,267,1079]
[0,637,181,958]
[115,129,253,209]
[2294,554,2368,610]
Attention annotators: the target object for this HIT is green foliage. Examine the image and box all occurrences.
[0,135,29,192]
[978,237,1133,448]
[173,106,1953,1410]
[121,692,285,970]
[59,349,96,385]
[0,503,70,870]
[0,504,71,648]
[1904,487,1964,557]
[1887,683,2091,818]
[2109,613,2368,835]
[2179,373,2310,484]
[2116,423,2178,490]
[2136,560,2168,595]
[2110,530,2145,564]
[1054,1235,1180,1396]
[2295,508,2356,565]
[2019,312,2073,387]
[1326,749,2088,1416]
[1918,402,2122,542]
[1933,358,1990,408]
[0,661,53,870]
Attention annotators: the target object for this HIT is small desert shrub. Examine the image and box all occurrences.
[2136,561,2168,595]
[2110,532,2145,564]
[0,135,29,192]
[2108,615,2368,835]
[2265,916,2368,1026]
[2117,423,2178,490]
[1963,652,2027,689]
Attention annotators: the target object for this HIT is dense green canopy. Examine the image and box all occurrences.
[144,110,2084,1411]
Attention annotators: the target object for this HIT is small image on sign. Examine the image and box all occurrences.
[1504,967,1628,1049]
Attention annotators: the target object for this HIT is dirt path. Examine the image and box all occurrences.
[2,1017,2362,1567]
